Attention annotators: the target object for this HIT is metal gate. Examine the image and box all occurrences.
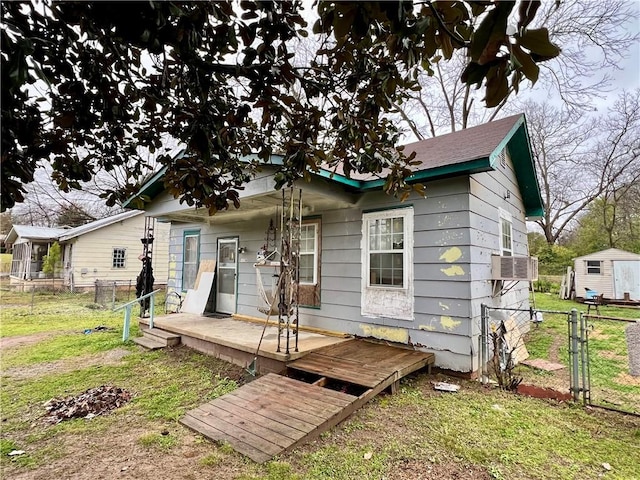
[480,305,639,415]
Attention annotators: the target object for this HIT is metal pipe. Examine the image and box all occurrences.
[569,309,580,401]
[480,304,488,384]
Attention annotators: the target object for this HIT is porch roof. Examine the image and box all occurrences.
[5,225,69,245]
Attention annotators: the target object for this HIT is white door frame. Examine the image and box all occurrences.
[216,237,238,314]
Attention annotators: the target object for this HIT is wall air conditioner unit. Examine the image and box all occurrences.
[491,255,538,281]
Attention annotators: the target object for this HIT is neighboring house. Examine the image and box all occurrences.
[574,248,640,301]
[6,225,69,280]
[7,211,170,289]
[133,114,542,373]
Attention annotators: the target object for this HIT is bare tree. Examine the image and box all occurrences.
[395,0,639,139]
[531,91,640,244]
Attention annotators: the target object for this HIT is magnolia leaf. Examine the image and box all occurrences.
[519,28,560,61]
[511,44,539,83]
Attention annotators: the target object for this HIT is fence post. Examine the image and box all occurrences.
[112,281,116,310]
[30,285,35,314]
[579,312,590,405]
[569,308,580,401]
[480,304,489,384]
[94,279,99,304]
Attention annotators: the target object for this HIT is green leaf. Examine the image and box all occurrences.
[511,44,539,83]
[461,62,490,87]
[518,28,560,61]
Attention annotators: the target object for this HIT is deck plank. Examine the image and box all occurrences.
[214,396,308,441]
[196,402,294,449]
[181,413,272,463]
[181,340,435,463]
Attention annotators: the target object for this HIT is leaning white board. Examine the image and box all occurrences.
[181,272,215,315]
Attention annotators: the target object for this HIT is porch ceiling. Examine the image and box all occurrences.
[158,184,358,225]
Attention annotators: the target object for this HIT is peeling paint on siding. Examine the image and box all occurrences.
[439,247,463,263]
[440,265,465,276]
[359,324,409,343]
[419,323,436,331]
[440,316,461,331]
[439,302,450,311]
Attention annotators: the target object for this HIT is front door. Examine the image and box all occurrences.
[216,238,238,314]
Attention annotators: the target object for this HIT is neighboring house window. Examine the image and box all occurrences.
[361,207,414,320]
[112,248,126,268]
[499,209,513,256]
[586,260,602,275]
[299,223,317,284]
[182,231,200,291]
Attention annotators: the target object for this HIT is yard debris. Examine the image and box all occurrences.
[602,462,612,471]
[363,451,373,460]
[43,385,132,424]
[521,358,565,372]
[8,450,25,456]
[432,381,461,393]
[83,325,114,335]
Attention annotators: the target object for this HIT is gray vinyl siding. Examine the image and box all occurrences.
[164,157,532,372]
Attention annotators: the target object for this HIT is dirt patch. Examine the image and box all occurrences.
[4,348,132,380]
[547,333,564,363]
[392,458,491,480]
[589,329,610,340]
[517,383,573,402]
[0,332,56,350]
[599,350,627,362]
[4,419,248,480]
[615,372,640,387]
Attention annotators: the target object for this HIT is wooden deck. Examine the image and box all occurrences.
[181,339,434,462]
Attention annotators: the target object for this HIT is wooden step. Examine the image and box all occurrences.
[141,327,181,346]
[133,335,166,350]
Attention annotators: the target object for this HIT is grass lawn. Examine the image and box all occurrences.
[1,290,639,479]
[521,293,640,414]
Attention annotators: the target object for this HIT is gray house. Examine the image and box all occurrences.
[134,114,542,373]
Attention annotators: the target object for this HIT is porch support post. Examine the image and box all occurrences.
[123,306,132,342]
[149,295,155,329]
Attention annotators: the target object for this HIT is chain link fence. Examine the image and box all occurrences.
[0,277,167,313]
[480,305,640,415]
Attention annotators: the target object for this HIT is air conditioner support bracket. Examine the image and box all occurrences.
[492,280,520,298]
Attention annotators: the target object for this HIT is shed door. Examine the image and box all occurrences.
[613,261,640,300]
[216,238,238,314]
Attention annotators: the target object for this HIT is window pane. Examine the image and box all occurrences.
[300,225,315,253]
[369,220,379,250]
[184,236,198,263]
[393,233,403,249]
[112,248,126,268]
[392,217,403,233]
[586,260,601,274]
[501,218,512,255]
[369,253,403,288]
[299,254,314,283]
[218,269,235,294]
[183,264,197,290]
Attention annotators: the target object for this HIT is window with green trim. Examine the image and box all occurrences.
[182,231,200,290]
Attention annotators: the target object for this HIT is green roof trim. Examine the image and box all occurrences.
[503,117,544,219]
